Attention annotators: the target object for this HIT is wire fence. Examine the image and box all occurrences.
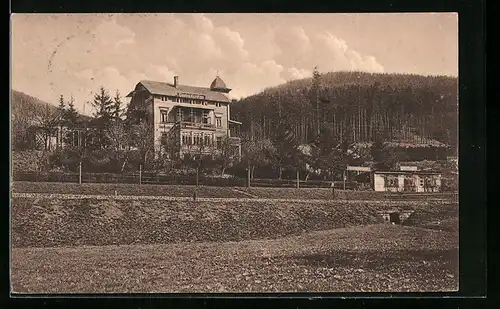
[12,170,362,189]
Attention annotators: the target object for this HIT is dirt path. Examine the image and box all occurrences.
[232,188,259,198]
[11,192,448,205]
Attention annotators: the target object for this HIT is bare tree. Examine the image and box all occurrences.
[29,104,59,170]
[105,120,130,152]
[35,104,59,151]
[216,136,235,176]
[242,137,275,180]
[131,122,155,168]
[104,120,133,172]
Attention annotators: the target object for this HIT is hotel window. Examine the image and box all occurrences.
[216,117,222,128]
[216,137,222,149]
[202,111,210,124]
[160,110,168,123]
[404,177,414,187]
[204,135,210,146]
[419,178,425,187]
[386,176,398,187]
[194,134,202,146]
[177,109,182,122]
[215,102,221,107]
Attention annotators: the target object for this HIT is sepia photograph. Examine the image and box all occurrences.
[10,13,459,294]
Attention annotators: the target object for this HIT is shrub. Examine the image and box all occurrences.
[441,176,458,192]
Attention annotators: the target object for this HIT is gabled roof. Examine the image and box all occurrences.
[133,80,231,103]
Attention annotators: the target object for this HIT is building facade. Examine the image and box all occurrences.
[372,170,442,192]
[27,125,87,151]
[126,75,242,160]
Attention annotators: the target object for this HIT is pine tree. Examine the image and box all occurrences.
[66,96,80,128]
[57,95,67,126]
[311,66,321,140]
[55,95,67,149]
[90,86,114,148]
[112,90,124,120]
[91,86,114,122]
[62,96,81,147]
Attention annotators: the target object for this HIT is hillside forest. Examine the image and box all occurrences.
[231,70,458,150]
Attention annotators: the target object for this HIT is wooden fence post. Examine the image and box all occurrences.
[139,164,142,185]
[247,165,251,187]
[79,161,82,184]
[296,170,300,189]
[331,173,335,199]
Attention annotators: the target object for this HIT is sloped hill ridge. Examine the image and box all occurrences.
[11,90,58,122]
[231,71,458,149]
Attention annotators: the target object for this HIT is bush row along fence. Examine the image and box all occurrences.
[12,171,362,189]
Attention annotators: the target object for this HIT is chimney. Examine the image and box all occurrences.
[174,76,179,88]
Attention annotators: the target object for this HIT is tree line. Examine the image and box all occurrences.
[232,69,458,151]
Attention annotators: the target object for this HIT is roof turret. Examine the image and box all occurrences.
[210,76,231,93]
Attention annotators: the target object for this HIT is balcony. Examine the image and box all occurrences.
[179,121,216,131]
[180,144,216,154]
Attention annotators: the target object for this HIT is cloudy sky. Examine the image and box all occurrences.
[11,13,457,115]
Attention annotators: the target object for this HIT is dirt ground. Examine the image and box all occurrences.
[11,224,458,293]
[10,191,458,293]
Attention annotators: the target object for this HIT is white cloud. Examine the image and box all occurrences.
[284,67,312,81]
[93,18,136,49]
[310,32,384,73]
[12,14,387,110]
[229,60,286,99]
[191,14,214,33]
[75,69,94,81]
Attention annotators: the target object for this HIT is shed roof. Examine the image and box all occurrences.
[373,170,442,175]
[229,119,242,125]
[131,80,231,103]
